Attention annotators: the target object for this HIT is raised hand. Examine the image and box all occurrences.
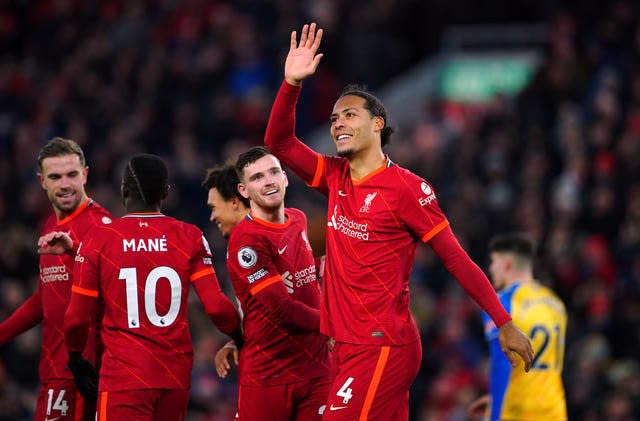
[285,23,324,86]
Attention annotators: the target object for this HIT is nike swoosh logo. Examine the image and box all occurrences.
[278,245,288,254]
[329,404,348,411]
[45,417,61,421]
[338,190,347,196]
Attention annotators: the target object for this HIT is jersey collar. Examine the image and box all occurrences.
[352,156,394,186]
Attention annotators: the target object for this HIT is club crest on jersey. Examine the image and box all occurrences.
[419,182,437,206]
[237,247,257,269]
[359,191,378,213]
[102,216,112,224]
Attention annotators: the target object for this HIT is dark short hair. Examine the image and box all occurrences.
[339,84,395,147]
[202,164,250,208]
[489,233,535,260]
[123,154,169,205]
[235,146,278,181]
[37,137,86,170]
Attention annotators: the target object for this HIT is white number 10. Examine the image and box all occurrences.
[118,266,182,329]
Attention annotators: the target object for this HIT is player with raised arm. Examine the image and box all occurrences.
[468,234,567,421]
[224,146,330,420]
[63,154,243,421]
[263,23,534,420]
[0,137,110,421]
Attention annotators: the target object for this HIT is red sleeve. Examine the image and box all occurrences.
[250,276,320,332]
[429,226,511,327]
[192,271,240,336]
[63,291,98,353]
[264,80,322,184]
[0,286,44,344]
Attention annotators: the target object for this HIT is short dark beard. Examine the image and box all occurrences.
[336,148,354,158]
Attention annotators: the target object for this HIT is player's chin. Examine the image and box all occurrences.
[336,147,354,157]
[54,198,79,213]
[260,198,283,210]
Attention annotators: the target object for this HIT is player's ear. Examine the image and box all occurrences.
[282,170,289,188]
[82,166,89,185]
[237,183,250,199]
[373,115,384,132]
[37,172,45,189]
[121,182,129,199]
[161,184,170,200]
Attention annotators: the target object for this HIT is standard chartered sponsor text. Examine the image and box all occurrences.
[41,265,69,282]
[295,264,317,287]
[335,215,369,240]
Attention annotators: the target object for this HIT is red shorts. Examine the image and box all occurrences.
[35,378,96,421]
[96,389,189,421]
[323,341,422,421]
[238,376,330,421]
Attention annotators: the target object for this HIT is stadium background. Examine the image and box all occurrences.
[0,1,639,420]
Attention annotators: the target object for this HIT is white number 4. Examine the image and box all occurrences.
[337,377,354,404]
[47,389,69,416]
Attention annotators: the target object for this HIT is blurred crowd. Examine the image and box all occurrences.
[0,1,639,420]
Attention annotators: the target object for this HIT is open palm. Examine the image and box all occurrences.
[285,23,324,85]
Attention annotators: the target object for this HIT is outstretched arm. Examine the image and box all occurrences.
[0,287,43,345]
[192,273,244,348]
[429,226,533,371]
[265,23,325,184]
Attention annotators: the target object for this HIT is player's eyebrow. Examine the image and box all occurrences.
[330,107,359,120]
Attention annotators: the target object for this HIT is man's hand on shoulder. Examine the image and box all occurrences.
[38,231,73,255]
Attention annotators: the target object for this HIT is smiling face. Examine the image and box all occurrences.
[207,187,244,238]
[238,154,288,212]
[38,154,89,219]
[330,95,384,158]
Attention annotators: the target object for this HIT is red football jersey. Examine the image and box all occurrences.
[226,208,330,386]
[264,81,511,346]
[72,213,239,391]
[311,156,448,345]
[39,199,112,383]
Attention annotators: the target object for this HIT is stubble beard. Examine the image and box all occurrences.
[336,148,354,158]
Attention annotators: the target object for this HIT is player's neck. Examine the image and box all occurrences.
[251,206,285,224]
[348,149,387,181]
[507,273,534,286]
[126,200,162,214]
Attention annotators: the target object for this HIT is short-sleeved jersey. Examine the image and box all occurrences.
[226,208,329,386]
[39,199,111,383]
[482,282,567,421]
[308,156,448,345]
[73,213,231,391]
